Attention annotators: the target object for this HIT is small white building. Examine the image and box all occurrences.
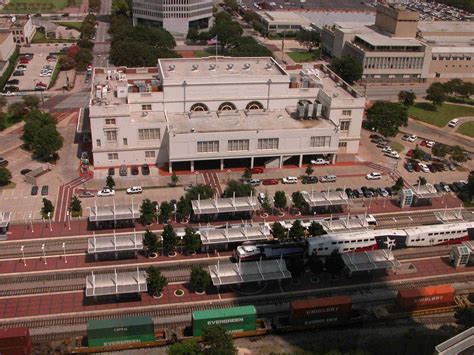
[0,16,35,44]
[89,57,365,171]
[256,11,312,34]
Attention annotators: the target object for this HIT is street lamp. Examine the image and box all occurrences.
[20,245,26,266]
[66,211,71,230]
[62,242,67,264]
[195,171,199,185]
[227,169,231,183]
[156,204,160,224]
[41,244,47,265]
[47,212,52,231]
[29,213,34,233]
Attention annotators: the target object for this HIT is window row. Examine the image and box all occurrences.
[107,151,156,160]
[97,129,161,146]
[331,238,376,245]
[428,230,466,236]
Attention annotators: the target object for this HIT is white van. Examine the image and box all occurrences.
[448,119,459,128]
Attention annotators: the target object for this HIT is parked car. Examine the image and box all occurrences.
[4,86,19,92]
[80,190,95,198]
[131,166,139,175]
[97,187,115,197]
[31,186,38,196]
[426,141,435,148]
[401,134,411,141]
[60,47,70,53]
[378,188,389,197]
[407,135,418,142]
[405,162,414,172]
[449,183,459,193]
[126,186,143,194]
[448,119,459,128]
[440,182,451,192]
[0,157,8,166]
[262,178,278,185]
[319,175,337,183]
[119,165,127,176]
[6,79,19,85]
[282,176,298,184]
[250,167,264,174]
[418,163,430,173]
[385,151,400,159]
[448,163,456,171]
[366,172,382,180]
[108,167,115,176]
[19,58,29,64]
[246,178,261,186]
[345,188,354,198]
[385,187,393,196]
[406,149,414,157]
[434,184,443,193]
[12,71,24,76]
[429,164,438,173]
[141,164,150,175]
[302,176,318,184]
[310,158,330,165]
[41,185,49,196]
[20,168,31,175]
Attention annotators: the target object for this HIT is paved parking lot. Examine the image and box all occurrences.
[14,52,58,91]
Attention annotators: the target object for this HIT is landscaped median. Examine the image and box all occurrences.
[408,102,474,127]
[457,121,474,138]
[286,50,320,63]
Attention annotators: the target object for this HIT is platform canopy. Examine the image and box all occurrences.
[302,189,348,207]
[209,259,291,286]
[88,201,140,222]
[341,249,401,274]
[199,222,271,245]
[85,268,147,297]
[87,231,144,254]
[0,211,10,228]
[411,183,442,199]
[192,193,260,215]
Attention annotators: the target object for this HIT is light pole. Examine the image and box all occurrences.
[66,211,71,230]
[41,244,47,265]
[20,245,26,266]
[29,213,34,233]
[47,212,52,231]
[156,204,160,224]
[227,169,231,183]
[195,171,199,185]
[62,242,67,263]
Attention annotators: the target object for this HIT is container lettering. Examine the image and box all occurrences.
[414,295,443,303]
[207,317,244,325]
[306,307,339,315]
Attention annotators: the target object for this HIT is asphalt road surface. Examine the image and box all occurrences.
[93,0,112,68]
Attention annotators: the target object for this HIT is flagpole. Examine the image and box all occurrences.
[215,35,218,68]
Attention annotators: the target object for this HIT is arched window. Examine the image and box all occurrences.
[190,103,209,112]
[218,102,237,111]
[246,101,264,110]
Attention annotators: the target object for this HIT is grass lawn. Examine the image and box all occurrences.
[32,31,75,44]
[457,121,474,138]
[1,0,80,13]
[390,141,405,153]
[55,21,83,31]
[408,102,474,127]
[193,48,223,58]
[286,51,319,63]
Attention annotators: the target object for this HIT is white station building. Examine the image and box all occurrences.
[89,57,365,172]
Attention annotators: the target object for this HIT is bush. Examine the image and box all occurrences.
[190,266,211,291]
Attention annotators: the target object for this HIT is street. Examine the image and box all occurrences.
[93,0,112,68]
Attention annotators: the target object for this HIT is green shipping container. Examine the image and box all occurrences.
[192,306,257,337]
[87,316,155,347]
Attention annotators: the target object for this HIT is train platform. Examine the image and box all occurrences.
[0,256,472,321]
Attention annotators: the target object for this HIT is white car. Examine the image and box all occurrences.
[426,141,435,148]
[258,192,266,203]
[40,72,52,77]
[382,146,394,154]
[319,175,337,183]
[418,163,430,173]
[282,176,298,184]
[2,91,15,96]
[366,172,382,180]
[126,186,143,194]
[97,187,115,197]
[310,158,330,165]
[385,151,400,159]
[407,135,418,142]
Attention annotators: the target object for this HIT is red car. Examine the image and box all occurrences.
[251,167,264,174]
[406,149,414,157]
[420,140,427,146]
[19,58,29,64]
[262,178,278,185]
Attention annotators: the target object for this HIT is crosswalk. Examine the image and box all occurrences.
[201,171,223,196]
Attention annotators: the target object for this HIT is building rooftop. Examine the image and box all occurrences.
[87,233,144,254]
[0,16,29,29]
[356,32,423,47]
[158,57,288,79]
[303,12,374,31]
[192,195,260,215]
[435,326,474,355]
[418,21,474,35]
[257,11,312,24]
[85,269,147,297]
[342,249,401,273]
[88,203,140,222]
[422,36,474,48]
[198,222,272,245]
[0,31,10,44]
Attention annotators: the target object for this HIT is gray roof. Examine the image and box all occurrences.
[199,222,272,245]
[89,203,140,222]
[85,269,147,297]
[342,249,401,273]
[435,327,474,355]
[87,232,144,254]
[209,259,291,286]
[0,211,10,228]
[192,196,260,215]
[302,190,348,207]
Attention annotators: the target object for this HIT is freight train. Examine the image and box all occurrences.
[235,221,474,260]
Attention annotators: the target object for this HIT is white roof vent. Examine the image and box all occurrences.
[191,128,195,132]
[227,63,234,71]
[243,63,251,70]
[209,64,216,71]
[142,111,149,117]
[265,62,273,70]
[168,65,176,72]
[192,64,199,71]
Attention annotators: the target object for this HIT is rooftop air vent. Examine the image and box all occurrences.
[209,64,216,71]
[169,65,176,72]
[192,64,199,71]
[243,63,251,70]
[265,62,273,70]
[227,63,234,71]
[142,111,148,117]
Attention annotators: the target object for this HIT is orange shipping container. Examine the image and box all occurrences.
[290,296,352,323]
[397,285,455,311]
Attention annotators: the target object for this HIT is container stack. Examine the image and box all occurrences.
[289,296,352,327]
[397,285,455,311]
[192,306,257,337]
[0,327,31,355]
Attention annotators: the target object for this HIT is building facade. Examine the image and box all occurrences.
[0,16,35,44]
[132,0,213,36]
[0,31,14,61]
[256,11,312,34]
[89,57,365,171]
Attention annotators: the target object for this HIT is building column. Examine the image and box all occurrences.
[190,160,195,172]
[168,162,173,173]
[279,156,283,168]
[332,154,337,164]
[220,159,224,170]
[250,157,254,169]
[298,154,303,167]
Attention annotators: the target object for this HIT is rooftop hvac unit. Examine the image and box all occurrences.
[265,62,273,70]
[209,64,216,71]
[243,63,251,70]
[192,64,199,71]
[142,111,148,117]
[314,101,322,117]
[227,63,234,70]
[168,65,176,71]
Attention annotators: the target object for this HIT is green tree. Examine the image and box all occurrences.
[224,0,239,12]
[162,224,177,255]
[271,221,286,240]
[168,339,202,355]
[146,266,168,296]
[0,166,12,186]
[308,255,324,276]
[229,36,273,57]
[426,82,446,107]
[112,0,130,15]
[329,56,363,84]
[202,325,237,355]
[41,198,54,218]
[89,0,101,11]
[443,78,463,96]
[397,90,416,106]
[176,196,192,222]
[170,172,179,187]
[183,227,201,254]
[291,191,306,211]
[242,168,252,180]
[22,95,40,110]
[159,201,173,223]
[0,95,7,112]
[432,143,449,158]
[75,48,93,71]
[7,101,26,123]
[110,41,159,67]
[289,219,305,239]
[273,191,287,209]
[186,27,199,43]
[77,38,94,50]
[366,102,408,138]
[69,195,81,215]
[308,221,327,237]
[260,194,271,211]
[455,307,474,329]
[305,164,314,176]
[143,230,160,255]
[392,177,405,192]
[210,16,243,51]
[325,250,345,277]
[140,198,157,225]
[223,180,254,198]
[295,29,320,51]
[451,145,467,163]
[184,184,214,201]
[417,176,427,186]
[287,257,305,278]
[105,175,115,189]
[190,266,211,291]
[412,145,425,161]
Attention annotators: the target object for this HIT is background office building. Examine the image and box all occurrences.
[132,0,213,37]
[89,57,365,171]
